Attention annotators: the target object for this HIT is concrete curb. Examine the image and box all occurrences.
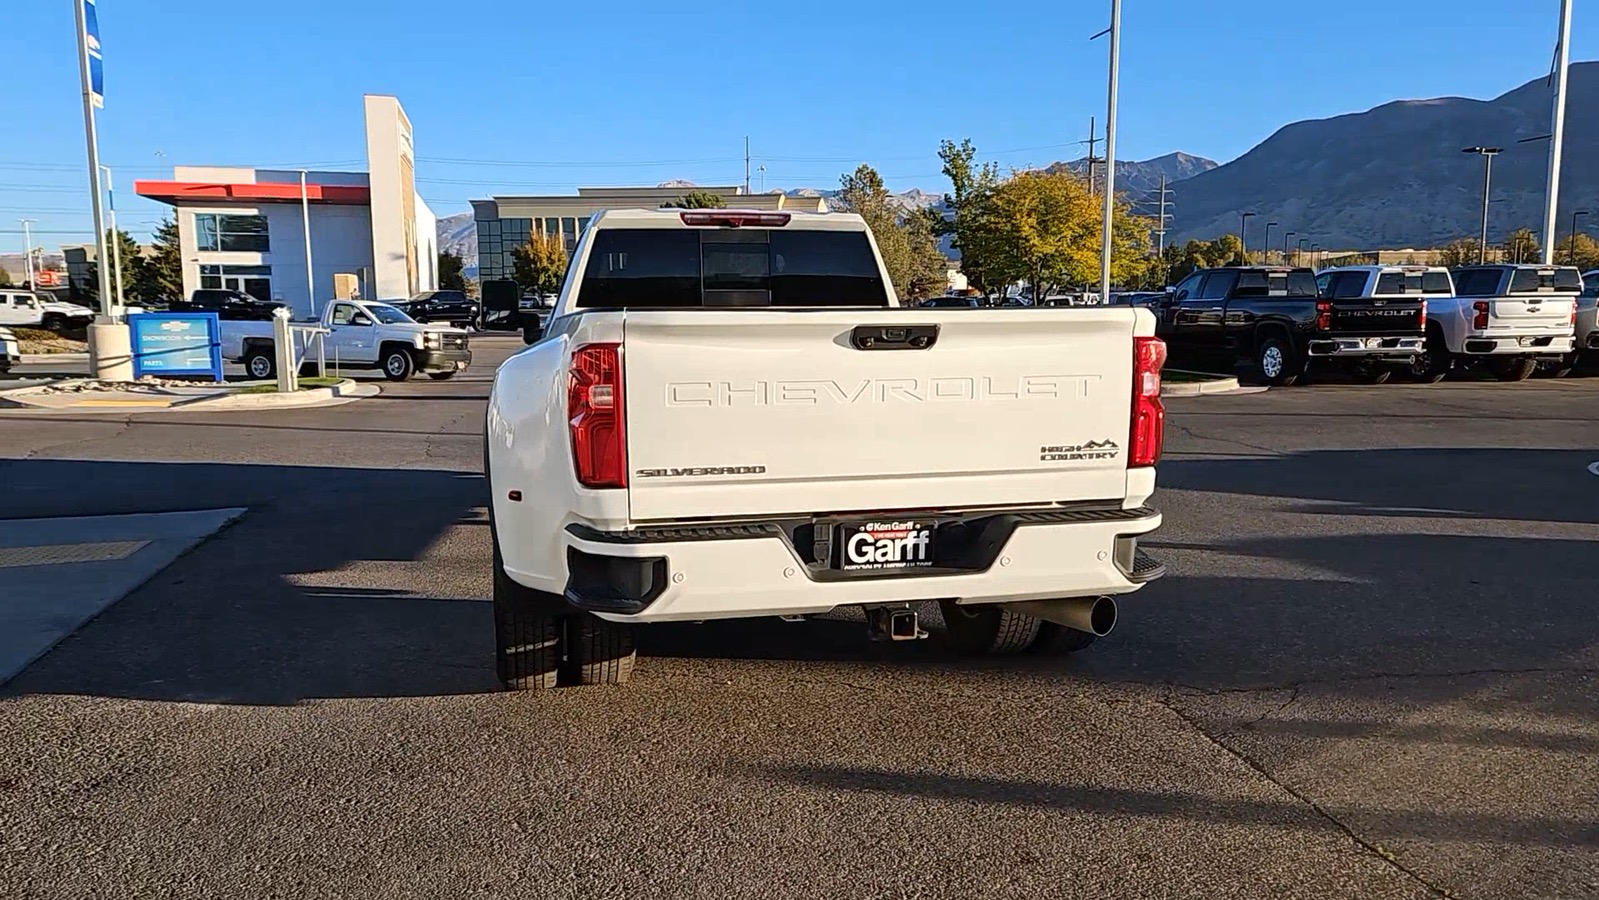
[186,380,379,411]
[1163,369,1253,397]
[20,352,89,363]
[0,378,377,413]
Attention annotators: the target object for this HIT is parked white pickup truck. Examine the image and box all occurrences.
[1410,264,1579,382]
[484,208,1169,690]
[220,299,472,381]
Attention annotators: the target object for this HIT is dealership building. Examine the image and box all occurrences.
[135,95,437,316]
[472,186,827,282]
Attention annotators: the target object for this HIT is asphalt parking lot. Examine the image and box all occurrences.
[1,334,1596,900]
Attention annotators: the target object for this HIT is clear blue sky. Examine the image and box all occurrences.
[1,0,1590,250]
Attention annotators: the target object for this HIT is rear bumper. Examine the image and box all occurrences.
[1459,332,1575,356]
[1306,335,1425,358]
[542,506,1164,623]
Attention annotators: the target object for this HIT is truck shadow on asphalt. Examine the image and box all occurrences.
[1,452,1595,722]
[1160,447,1599,524]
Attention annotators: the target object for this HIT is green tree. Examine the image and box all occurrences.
[106,228,147,304]
[836,164,948,301]
[977,169,1152,297]
[1435,238,1483,267]
[1560,232,1599,269]
[438,251,467,291]
[512,233,569,298]
[660,190,728,209]
[1503,227,1540,264]
[136,217,183,304]
[937,138,1003,296]
[0,265,10,287]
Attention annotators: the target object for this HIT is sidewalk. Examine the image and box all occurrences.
[0,508,245,685]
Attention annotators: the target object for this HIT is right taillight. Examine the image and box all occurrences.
[568,343,626,489]
[1472,301,1490,330]
[1315,300,1332,331]
[1131,337,1166,468]
[1418,299,1428,328]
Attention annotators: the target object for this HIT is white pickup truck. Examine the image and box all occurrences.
[220,298,472,381]
[1411,264,1579,382]
[484,208,1168,690]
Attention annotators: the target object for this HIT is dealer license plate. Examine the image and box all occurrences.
[835,520,937,571]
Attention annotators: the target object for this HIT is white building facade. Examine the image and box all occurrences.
[136,95,436,317]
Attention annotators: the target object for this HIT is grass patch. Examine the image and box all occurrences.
[233,377,344,394]
[12,327,88,354]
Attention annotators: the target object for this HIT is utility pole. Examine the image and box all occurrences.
[1153,176,1173,257]
[758,164,766,193]
[1240,211,1257,263]
[743,136,751,195]
[1084,116,1101,196]
[1096,0,1121,303]
[19,219,36,287]
[1541,0,1573,264]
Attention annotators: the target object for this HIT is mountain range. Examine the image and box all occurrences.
[1166,62,1599,249]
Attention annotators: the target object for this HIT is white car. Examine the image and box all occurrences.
[0,326,19,372]
[1411,264,1579,382]
[484,207,1168,690]
[218,299,471,381]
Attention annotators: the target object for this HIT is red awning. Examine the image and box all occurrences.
[133,180,371,205]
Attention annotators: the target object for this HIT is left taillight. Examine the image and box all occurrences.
[1418,299,1428,329]
[568,343,626,489]
[1315,300,1333,331]
[1131,337,1166,468]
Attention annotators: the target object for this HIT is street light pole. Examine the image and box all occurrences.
[1284,231,1296,265]
[1569,210,1588,264]
[1240,212,1256,263]
[1096,0,1122,303]
[19,218,36,287]
[1542,0,1573,264]
[99,164,125,313]
[1263,222,1277,264]
[300,170,317,317]
[1463,147,1502,265]
[1298,238,1309,266]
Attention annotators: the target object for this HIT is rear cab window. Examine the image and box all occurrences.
[1373,271,1453,296]
[575,228,891,309]
[1234,269,1318,299]
[1508,268,1582,294]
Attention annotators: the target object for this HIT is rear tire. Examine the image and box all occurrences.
[243,348,276,380]
[1536,356,1575,379]
[568,614,637,685]
[939,600,1042,655]
[1492,357,1537,382]
[1254,335,1301,387]
[1402,331,1450,383]
[492,543,564,692]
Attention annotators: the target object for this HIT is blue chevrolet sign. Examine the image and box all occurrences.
[128,313,223,381]
[83,0,103,107]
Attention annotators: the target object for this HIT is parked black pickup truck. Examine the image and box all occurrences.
[1156,266,1427,385]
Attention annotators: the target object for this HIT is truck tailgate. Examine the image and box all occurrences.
[1329,299,1423,335]
[621,309,1139,521]
[1488,296,1575,331]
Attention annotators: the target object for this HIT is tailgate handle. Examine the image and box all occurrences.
[850,324,940,350]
